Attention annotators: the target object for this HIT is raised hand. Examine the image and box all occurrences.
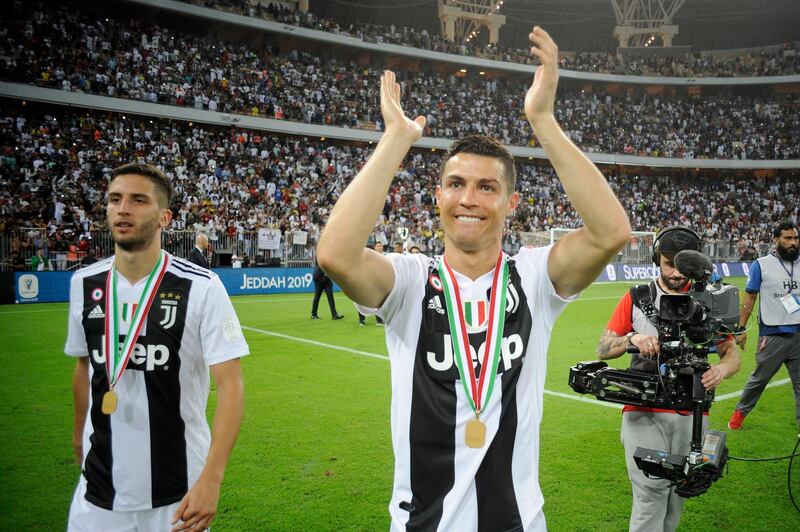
[524,26,559,126]
[380,70,426,143]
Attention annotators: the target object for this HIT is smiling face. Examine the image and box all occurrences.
[435,153,519,255]
[107,173,172,253]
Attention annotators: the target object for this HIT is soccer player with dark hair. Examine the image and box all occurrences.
[317,27,631,530]
[66,162,248,531]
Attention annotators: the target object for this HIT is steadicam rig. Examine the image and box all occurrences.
[569,250,739,497]
[569,351,727,497]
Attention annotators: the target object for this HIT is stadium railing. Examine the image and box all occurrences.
[0,229,311,272]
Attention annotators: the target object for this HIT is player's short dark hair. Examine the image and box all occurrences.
[773,220,799,237]
[441,135,516,195]
[109,163,173,208]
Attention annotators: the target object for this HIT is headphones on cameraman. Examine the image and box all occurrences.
[651,226,701,265]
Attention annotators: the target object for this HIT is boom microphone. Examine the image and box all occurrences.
[674,250,713,281]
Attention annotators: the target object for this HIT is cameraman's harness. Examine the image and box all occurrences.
[630,281,658,322]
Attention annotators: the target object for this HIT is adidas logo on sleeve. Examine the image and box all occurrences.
[88,305,105,319]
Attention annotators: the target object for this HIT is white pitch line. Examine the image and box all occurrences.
[0,292,664,315]
[241,325,389,361]
[234,297,312,304]
[0,308,66,314]
[1,296,323,314]
[0,296,314,314]
[543,389,622,409]
[235,295,622,305]
[242,325,621,409]
[573,296,622,302]
[714,378,791,402]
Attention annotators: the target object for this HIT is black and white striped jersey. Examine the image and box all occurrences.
[65,254,249,511]
[371,246,573,531]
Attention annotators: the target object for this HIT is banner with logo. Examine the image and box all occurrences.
[14,267,338,304]
[216,267,338,296]
[596,262,751,283]
[13,262,750,304]
[15,271,73,303]
[258,228,281,250]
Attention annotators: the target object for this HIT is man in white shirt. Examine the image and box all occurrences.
[66,163,247,532]
[317,27,630,531]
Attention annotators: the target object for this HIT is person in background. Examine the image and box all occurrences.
[311,260,344,320]
[187,234,210,269]
[730,220,800,431]
[80,248,103,267]
[31,248,53,271]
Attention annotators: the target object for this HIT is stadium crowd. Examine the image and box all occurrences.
[1,105,795,269]
[185,0,800,77]
[2,3,799,160]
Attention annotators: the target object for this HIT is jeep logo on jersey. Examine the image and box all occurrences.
[91,335,171,371]
[426,333,525,374]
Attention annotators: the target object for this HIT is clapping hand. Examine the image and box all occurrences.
[524,26,559,126]
[380,70,426,143]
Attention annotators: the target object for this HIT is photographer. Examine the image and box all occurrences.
[596,226,741,532]
[729,220,800,430]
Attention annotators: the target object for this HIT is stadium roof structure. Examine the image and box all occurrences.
[309,0,800,53]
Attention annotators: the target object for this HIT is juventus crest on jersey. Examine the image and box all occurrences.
[371,246,572,532]
[66,255,249,511]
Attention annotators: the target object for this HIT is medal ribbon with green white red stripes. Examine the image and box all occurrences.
[104,251,170,390]
[438,252,509,417]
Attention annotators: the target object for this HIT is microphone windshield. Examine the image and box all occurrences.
[674,250,713,281]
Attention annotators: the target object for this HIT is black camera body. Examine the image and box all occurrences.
[569,275,739,498]
[568,360,709,412]
[658,283,739,343]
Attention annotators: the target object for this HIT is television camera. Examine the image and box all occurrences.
[569,250,740,497]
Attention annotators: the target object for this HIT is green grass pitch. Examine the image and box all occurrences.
[1,278,797,531]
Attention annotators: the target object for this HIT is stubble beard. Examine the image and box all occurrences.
[112,216,160,253]
[660,273,688,292]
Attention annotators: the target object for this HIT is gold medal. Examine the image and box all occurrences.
[465,417,486,448]
[440,253,509,451]
[103,252,170,415]
[101,390,118,415]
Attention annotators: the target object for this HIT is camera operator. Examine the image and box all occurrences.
[596,226,741,532]
[729,220,800,430]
